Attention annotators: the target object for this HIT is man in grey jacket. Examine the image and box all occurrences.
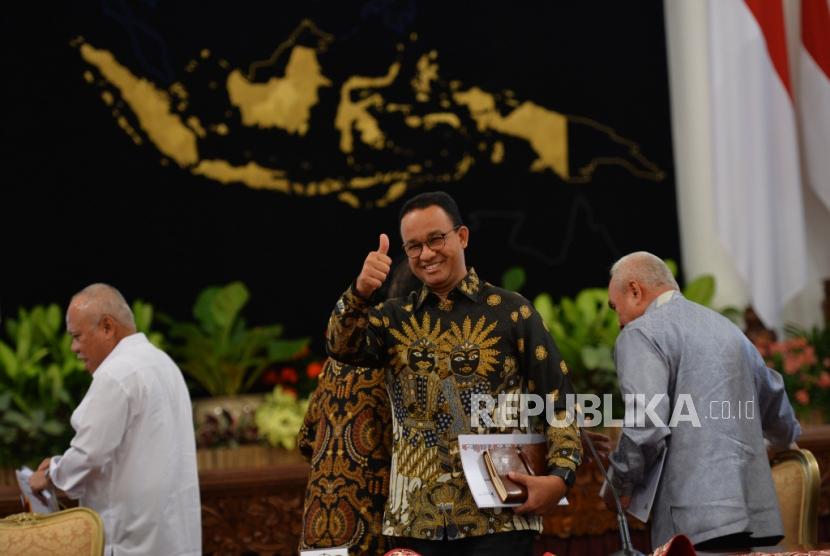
[605,252,800,551]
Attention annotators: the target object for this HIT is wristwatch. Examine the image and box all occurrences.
[549,467,576,488]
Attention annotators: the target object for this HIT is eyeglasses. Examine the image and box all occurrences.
[402,226,461,258]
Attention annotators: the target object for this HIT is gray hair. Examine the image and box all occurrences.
[610,251,679,291]
[71,283,137,331]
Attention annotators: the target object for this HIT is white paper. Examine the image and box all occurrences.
[458,433,568,509]
[299,547,349,556]
[16,466,59,514]
[599,448,666,523]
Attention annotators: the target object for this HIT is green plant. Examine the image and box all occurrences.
[255,386,309,450]
[501,266,527,293]
[132,299,166,349]
[163,281,310,397]
[0,299,168,468]
[534,288,621,400]
[0,305,89,468]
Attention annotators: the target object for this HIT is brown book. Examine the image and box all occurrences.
[482,443,547,503]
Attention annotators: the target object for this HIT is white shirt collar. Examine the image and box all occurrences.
[655,289,677,307]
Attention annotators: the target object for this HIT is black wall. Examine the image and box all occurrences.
[2,1,679,352]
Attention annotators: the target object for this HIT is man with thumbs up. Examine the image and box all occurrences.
[326,191,581,555]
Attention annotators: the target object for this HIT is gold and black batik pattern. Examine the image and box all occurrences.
[298,359,392,555]
[326,269,582,541]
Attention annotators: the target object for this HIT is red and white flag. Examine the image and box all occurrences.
[798,0,830,212]
[707,0,809,327]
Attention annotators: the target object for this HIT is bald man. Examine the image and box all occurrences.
[604,252,800,551]
[29,283,201,556]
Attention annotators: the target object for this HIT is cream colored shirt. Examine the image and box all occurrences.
[50,333,201,556]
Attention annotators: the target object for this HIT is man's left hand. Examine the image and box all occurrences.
[602,482,631,513]
[510,472,567,515]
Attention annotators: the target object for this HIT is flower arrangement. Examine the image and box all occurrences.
[259,354,324,400]
[251,356,324,449]
[193,355,326,450]
[755,324,830,423]
[255,386,310,450]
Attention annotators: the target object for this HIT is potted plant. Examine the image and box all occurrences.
[162,281,311,467]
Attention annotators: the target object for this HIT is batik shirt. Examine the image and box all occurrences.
[298,359,392,555]
[326,269,581,540]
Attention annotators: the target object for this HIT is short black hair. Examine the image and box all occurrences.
[398,190,463,227]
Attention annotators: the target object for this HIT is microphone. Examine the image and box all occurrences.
[582,426,645,556]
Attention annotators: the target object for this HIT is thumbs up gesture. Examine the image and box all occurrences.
[355,233,392,299]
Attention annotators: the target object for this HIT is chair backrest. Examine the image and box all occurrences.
[770,448,820,547]
[0,507,104,556]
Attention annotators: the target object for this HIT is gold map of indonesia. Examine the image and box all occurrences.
[72,19,664,209]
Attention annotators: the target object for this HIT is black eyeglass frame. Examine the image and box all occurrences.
[402,225,461,258]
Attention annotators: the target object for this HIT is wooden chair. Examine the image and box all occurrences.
[0,507,104,556]
[770,448,821,547]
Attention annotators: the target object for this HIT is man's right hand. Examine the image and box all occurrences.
[767,441,800,461]
[29,458,53,503]
[355,233,392,299]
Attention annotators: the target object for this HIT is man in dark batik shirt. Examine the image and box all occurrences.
[326,191,581,556]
